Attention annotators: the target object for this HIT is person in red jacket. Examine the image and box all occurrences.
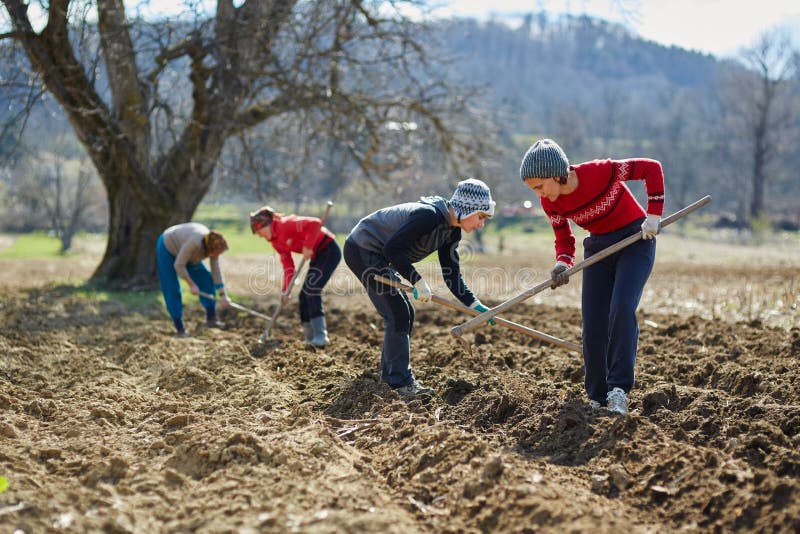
[520,139,665,415]
[249,206,341,347]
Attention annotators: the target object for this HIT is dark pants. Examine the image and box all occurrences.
[343,239,415,388]
[298,239,341,322]
[581,219,655,403]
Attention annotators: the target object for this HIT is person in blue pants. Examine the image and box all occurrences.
[156,223,232,336]
[519,138,665,415]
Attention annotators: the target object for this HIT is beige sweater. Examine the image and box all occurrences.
[162,223,224,286]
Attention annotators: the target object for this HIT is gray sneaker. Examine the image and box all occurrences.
[606,387,628,415]
[394,381,434,397]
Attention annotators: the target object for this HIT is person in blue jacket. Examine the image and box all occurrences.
[343,178,495,397]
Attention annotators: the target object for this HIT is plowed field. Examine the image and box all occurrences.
[1,238,798,533]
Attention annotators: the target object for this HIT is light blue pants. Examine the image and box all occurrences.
[156,234,217,332]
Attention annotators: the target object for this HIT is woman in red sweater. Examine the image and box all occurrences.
[249,206,341,347]
[520,139,665,415]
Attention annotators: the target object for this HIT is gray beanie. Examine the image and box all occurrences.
[519,139,569,181]
[449,178,496,221]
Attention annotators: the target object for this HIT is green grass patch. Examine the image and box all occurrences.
[65,282,229,313]
[74,286,162,309]
[0,233,63,259]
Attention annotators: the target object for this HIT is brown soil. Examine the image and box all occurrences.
[1,269,799,532]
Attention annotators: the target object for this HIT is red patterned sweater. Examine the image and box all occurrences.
[540,158,665,266]
[268,215,335,291]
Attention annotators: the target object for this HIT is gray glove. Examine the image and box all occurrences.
[550,261,570,288]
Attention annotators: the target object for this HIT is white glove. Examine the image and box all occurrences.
[641,214,660,240]
[412,279,432,302]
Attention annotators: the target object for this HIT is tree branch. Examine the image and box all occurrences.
[3,0,172,207]
[97,0,150,158]
[145,34,206,84]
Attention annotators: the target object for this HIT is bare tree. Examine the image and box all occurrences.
[42,157,97,254]
[2,151,105,251]
[720,29,798,223]
[37,155,99,252]
[598,85,623,153]
[0,0,492,287]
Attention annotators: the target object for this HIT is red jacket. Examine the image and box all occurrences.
[268,215,335,291]
[540,158,665,266]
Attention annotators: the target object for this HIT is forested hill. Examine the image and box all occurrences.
[434,14,722,132]
[441,15,718,87]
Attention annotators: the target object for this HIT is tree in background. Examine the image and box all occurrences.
[2,153,104,252]
[718,29,798,225]
[0,0,492,287]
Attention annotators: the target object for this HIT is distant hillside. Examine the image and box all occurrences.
[434,14,721,137]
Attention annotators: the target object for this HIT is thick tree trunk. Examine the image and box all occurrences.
[91,181,195,289]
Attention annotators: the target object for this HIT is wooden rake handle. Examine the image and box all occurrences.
[198,292,273,322]
[374,275,582,354]
[451,195,712,338]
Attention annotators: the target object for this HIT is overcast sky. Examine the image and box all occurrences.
[430,0,800,57]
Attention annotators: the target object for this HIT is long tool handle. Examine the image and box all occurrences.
[452,195,712,337]
[261,201,334,340]
[374,276,582,354]
[198,292,273,322]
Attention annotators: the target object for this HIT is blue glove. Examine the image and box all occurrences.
[471,302,496,326]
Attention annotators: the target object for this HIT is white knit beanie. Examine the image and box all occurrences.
[449,178,495,221]
[519,139,569,181]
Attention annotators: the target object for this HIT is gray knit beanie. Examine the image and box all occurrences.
[519,139,569,181]
[449,178,496,221]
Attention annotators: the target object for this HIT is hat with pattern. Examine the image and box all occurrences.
[449,178,495,221]
[519,138,569,181]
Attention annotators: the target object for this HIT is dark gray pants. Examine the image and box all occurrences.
[298,240,341,322]
[343,239,415,388]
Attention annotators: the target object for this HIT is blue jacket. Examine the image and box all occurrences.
[347,196,477,306]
